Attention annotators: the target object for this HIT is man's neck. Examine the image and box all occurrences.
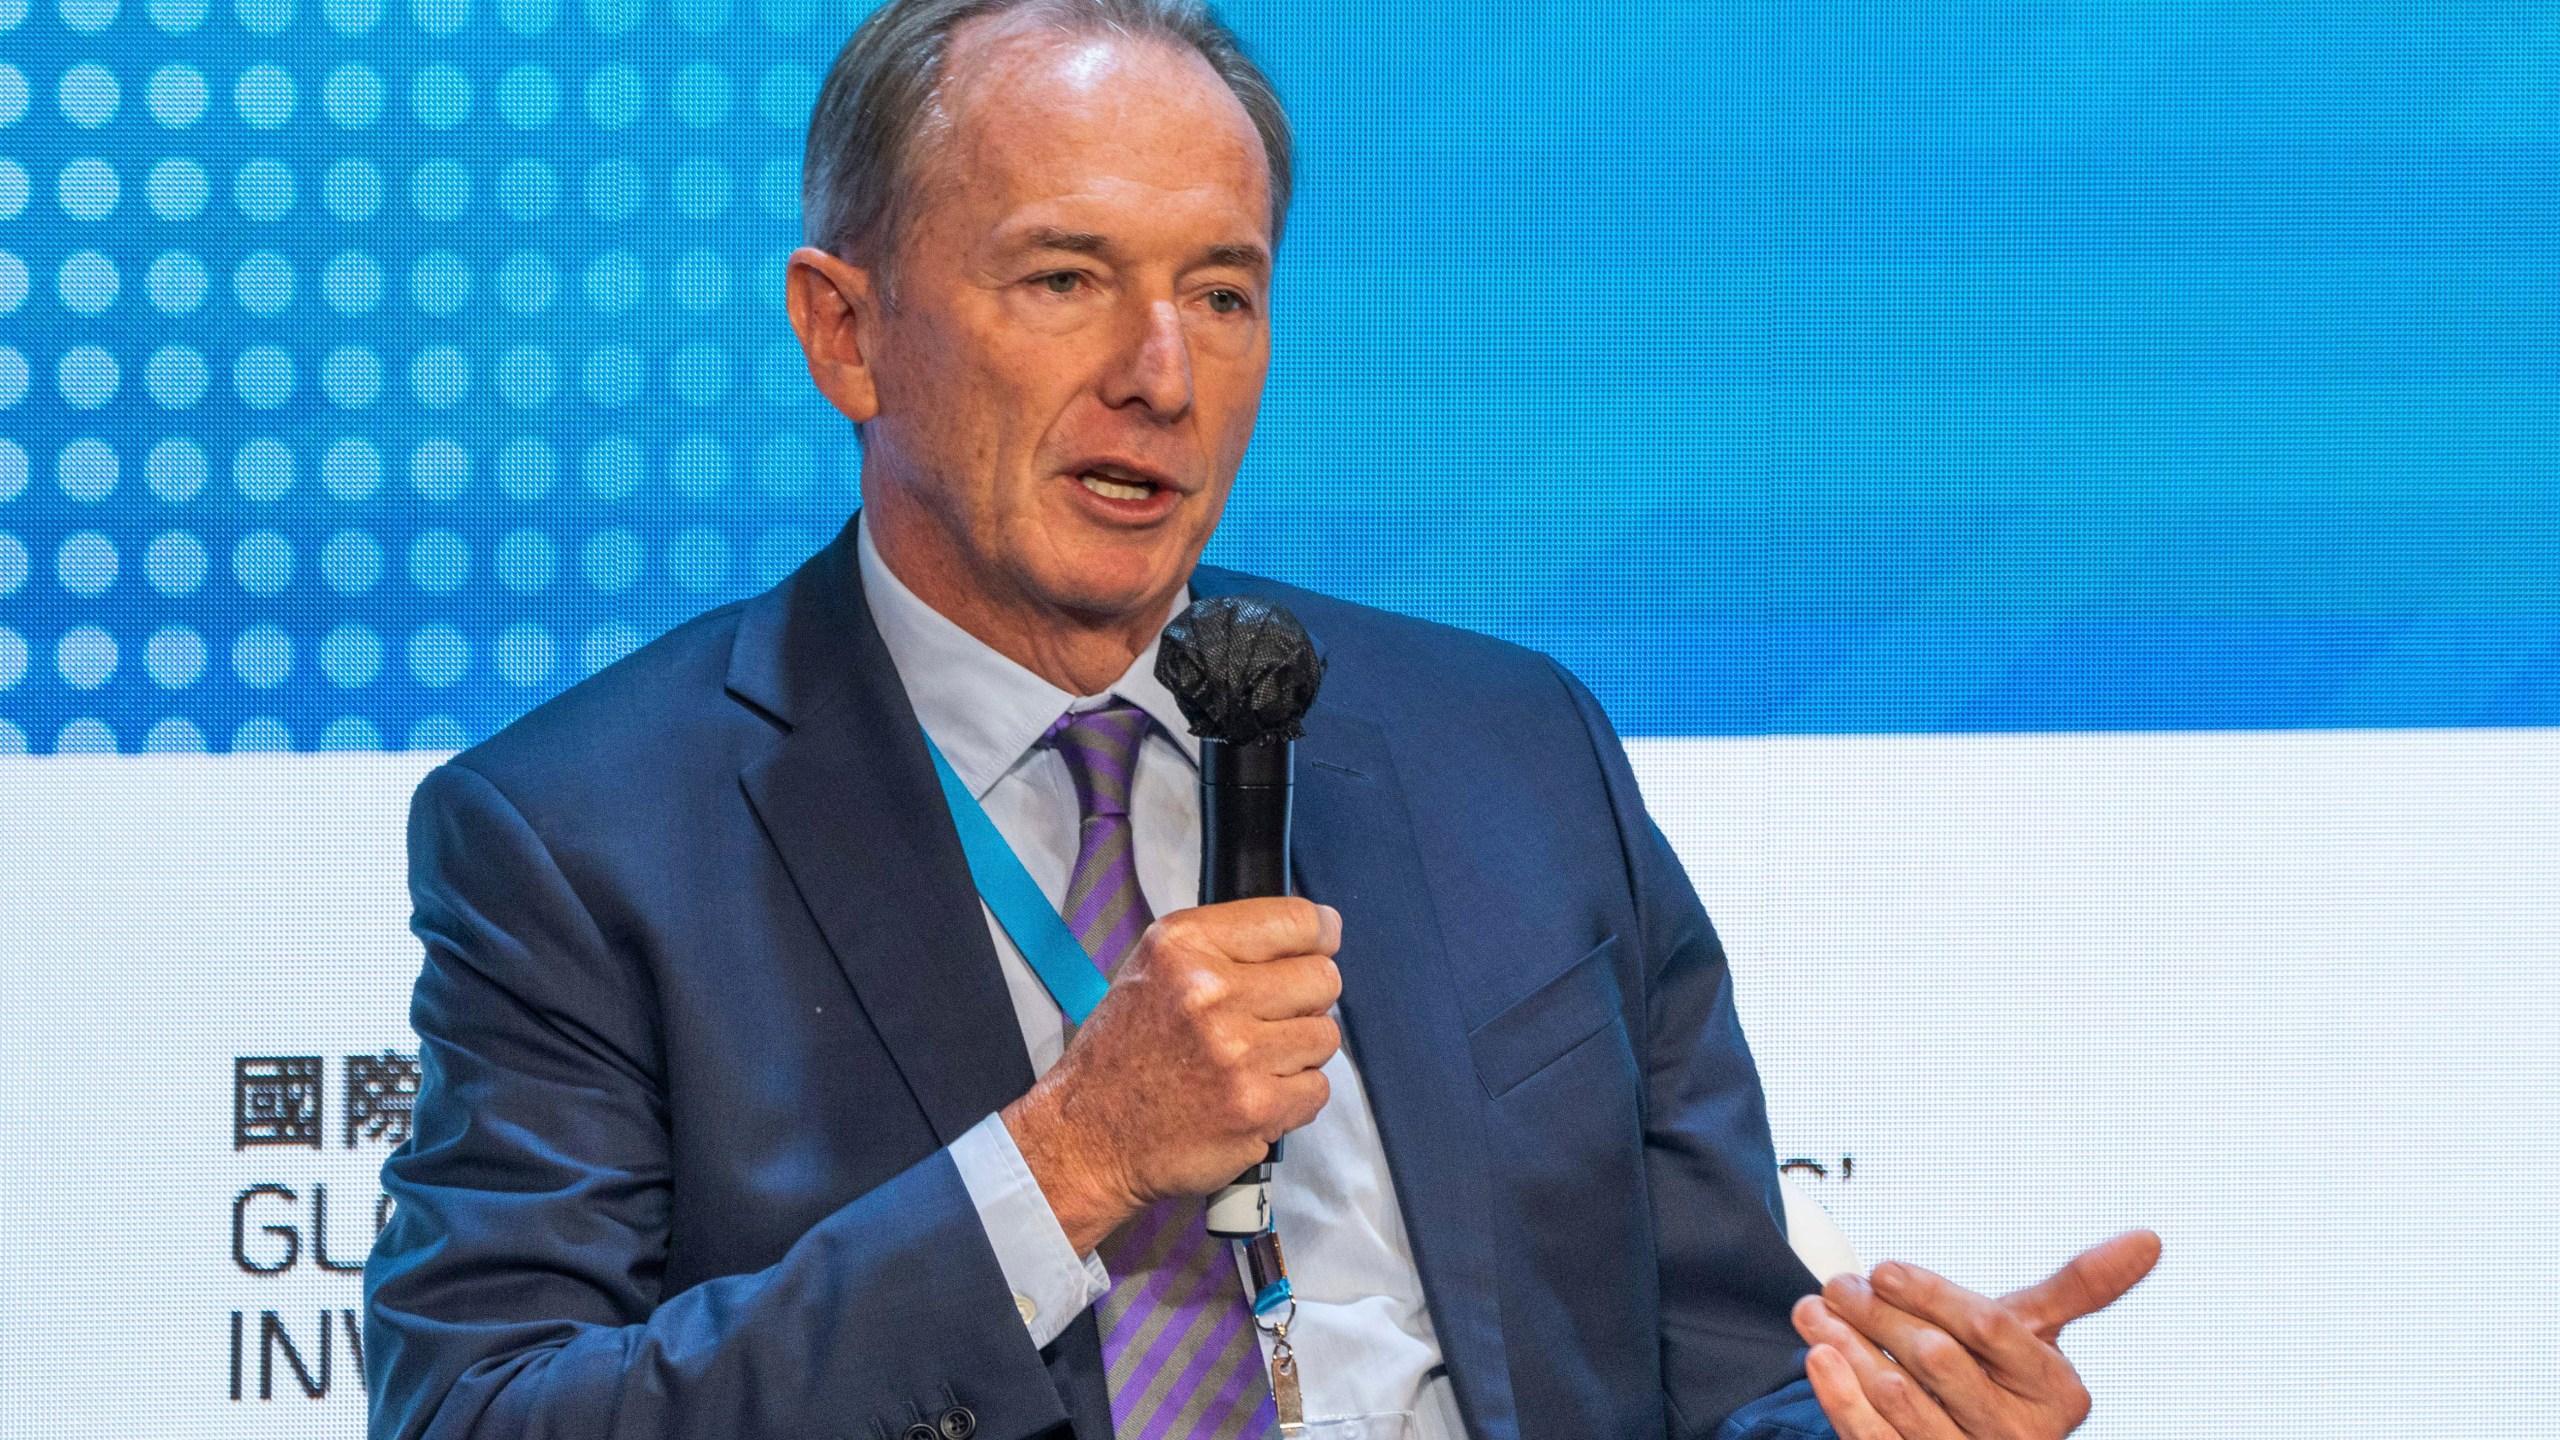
[866,509,1174,697]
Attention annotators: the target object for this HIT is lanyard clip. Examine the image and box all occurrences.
[1244,1229,1294,1316]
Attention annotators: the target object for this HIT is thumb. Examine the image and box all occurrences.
[2001,1229,2162,1340]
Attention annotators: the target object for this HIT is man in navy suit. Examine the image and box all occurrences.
[365,3,2156,1438]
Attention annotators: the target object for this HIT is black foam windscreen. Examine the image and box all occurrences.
[1154,596,1326,745]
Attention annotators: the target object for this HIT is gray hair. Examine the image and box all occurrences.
[801,0,1293,277]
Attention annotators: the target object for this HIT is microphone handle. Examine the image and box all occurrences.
[1198,736,1292,900]
[1199,737,1292,1238]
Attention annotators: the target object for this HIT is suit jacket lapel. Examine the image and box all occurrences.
[733,531,1113,1440]
[1292,702,1523,1440]
[731,525,1037,1148]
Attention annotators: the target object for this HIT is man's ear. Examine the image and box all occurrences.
[787,246,883,424]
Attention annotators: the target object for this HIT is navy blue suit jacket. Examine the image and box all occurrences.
[366,521,1832,1440]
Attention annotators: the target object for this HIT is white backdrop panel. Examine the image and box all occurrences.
[4,731,2555,1435]
[1636,729,2560,1436]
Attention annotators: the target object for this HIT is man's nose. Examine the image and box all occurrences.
[1100,298,1194,420]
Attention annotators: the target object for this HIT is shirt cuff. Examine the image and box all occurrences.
[950,1111,1111,1350]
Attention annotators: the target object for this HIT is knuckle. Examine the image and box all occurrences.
[1214,1082,1258,1133]
[1208,1031,1250,1071]
[1157,911,1212,958]
[1981,1308,2032,1351]
[1869,1369,1927,1426]
[1236,1085,1282,1135]
[1178,969,1227,1017]
[1261,1086,1305,1136]
[1905,1329,1959,1371]
[1315,955,1343,1002]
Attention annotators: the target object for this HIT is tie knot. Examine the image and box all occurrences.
[1043,701,1150,819]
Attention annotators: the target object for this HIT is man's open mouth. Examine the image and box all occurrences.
[1075,464,1168,502]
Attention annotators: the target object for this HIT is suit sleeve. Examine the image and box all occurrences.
[1546,663,1836,1440]
[363,761,1071,1440]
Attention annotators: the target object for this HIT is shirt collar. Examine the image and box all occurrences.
[856,511,1199,800]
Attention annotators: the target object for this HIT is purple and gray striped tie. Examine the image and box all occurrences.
[1044,702,1281,1440]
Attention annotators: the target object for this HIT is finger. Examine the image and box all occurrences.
[1185,897,1338,964]
[1804,1341,1905,1440]
[1869,1260,2071,1398]
[2002,1229,2162,1340]
[1822,1273,2004,1428]
[1232,951,1342,1020]
[1795,1295,1961,1440]
[1252,1014,1341,1074]
[1260,1066,1331,1134]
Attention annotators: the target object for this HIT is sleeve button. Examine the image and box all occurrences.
[939,1407,977,1440]
[903,1424,937,1440]
[1014,1293,1037,1325]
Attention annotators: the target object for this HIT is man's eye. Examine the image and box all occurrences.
[1206,289,1247,314]
[1039,272,1081,295]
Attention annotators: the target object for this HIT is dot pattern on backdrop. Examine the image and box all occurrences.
[0,0,857,754]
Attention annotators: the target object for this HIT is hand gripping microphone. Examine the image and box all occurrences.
[1154,595,1327,1240]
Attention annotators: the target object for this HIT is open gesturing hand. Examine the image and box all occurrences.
[1791,1229,2162,1440]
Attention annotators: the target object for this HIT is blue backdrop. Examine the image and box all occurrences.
[2,1,2555,751]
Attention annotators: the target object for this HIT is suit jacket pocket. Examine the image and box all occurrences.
[1467,935,1624,1099]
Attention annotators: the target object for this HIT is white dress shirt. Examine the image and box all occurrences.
[857,516,1464,1436]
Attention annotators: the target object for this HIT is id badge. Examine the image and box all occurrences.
[1238,1232,1417,1440]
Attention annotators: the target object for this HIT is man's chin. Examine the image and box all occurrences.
[1023,550,1195,627]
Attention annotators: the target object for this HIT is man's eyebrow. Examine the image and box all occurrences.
[1015,228,1270,275]
[1202,242,1271,274]
[1023,227,1109,256]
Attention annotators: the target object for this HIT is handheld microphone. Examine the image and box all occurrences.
[1155,595,1326,1240]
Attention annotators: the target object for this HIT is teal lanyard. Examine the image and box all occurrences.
[922,732,1111,1025]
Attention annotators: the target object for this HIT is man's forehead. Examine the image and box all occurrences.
[921,14,1271,228]
[940,9,1177,109]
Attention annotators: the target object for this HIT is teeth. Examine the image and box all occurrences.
[1080,471,1153,502]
